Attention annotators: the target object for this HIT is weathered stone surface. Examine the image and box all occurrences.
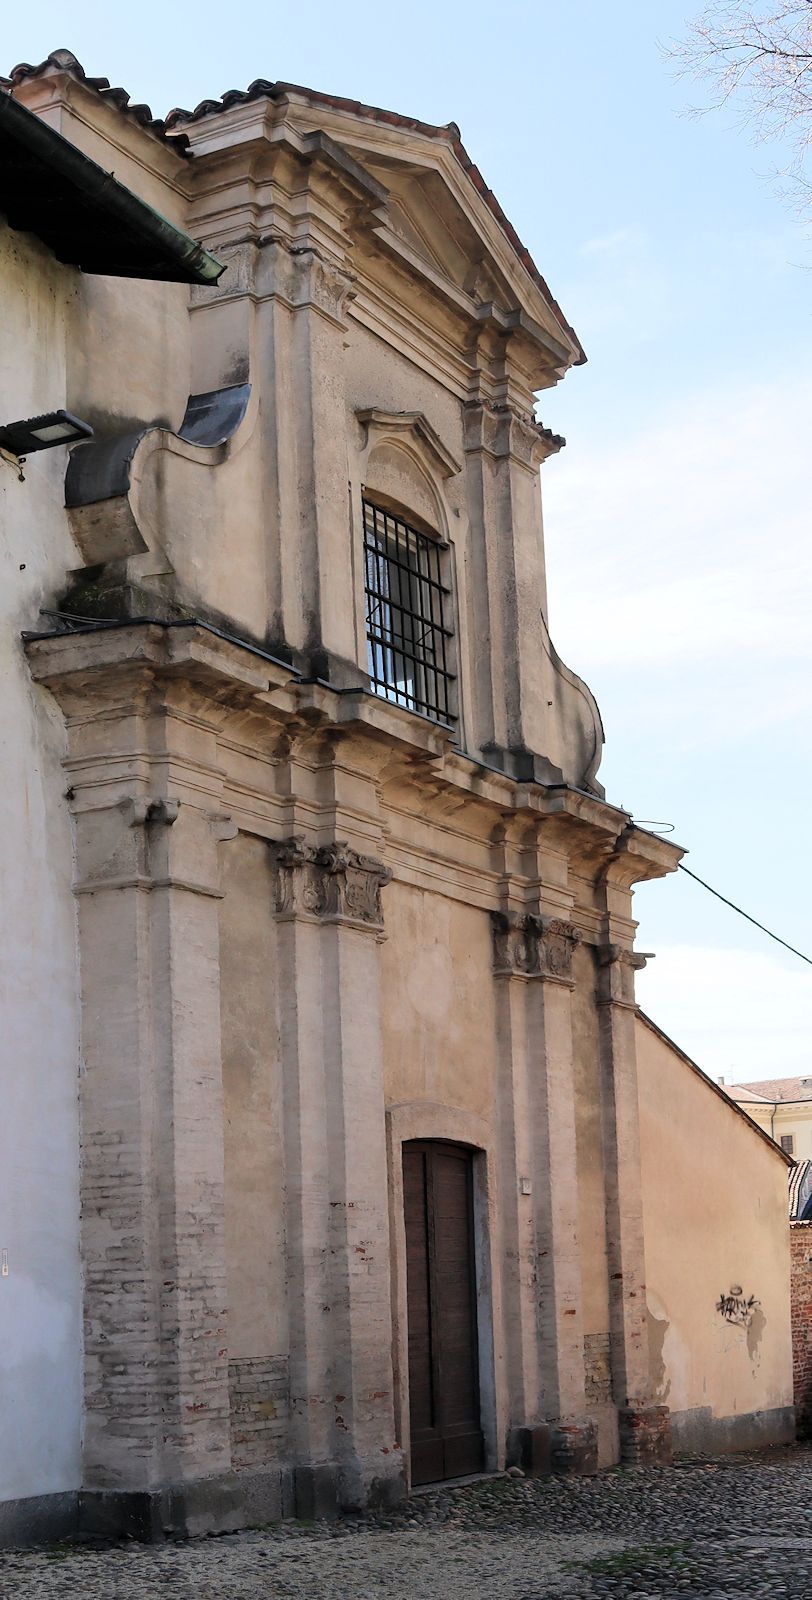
[3,54,794,1544]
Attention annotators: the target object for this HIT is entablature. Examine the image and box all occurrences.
[24,620,682,940]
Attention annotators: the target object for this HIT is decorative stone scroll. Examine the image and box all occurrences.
[271,837,392,931]
[491,911,581,981]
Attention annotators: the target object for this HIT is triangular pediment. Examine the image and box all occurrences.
[351,155,517,314]
[313,127,581,377]
[385,195,447,278]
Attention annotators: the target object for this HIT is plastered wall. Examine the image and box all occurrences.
[0,223,82,1506]
[380,881,497,1122]
[637,1015,794,1451]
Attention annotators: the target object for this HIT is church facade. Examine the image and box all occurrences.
[0,52,794,1545]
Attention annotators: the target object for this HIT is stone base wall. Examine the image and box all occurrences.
[791,1222,812,1433]
[229,1357,290,1470]
[669,1404,795,1455]
[0,1492,79,1550]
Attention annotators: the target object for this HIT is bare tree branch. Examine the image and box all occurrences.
[667,3,812,157]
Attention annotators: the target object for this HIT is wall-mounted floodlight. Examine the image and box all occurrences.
[0,410,94,457]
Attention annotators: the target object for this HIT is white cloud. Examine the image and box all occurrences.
[637,943,812,1081]
[544,372,812,674]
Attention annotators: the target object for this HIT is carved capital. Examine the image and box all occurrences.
[491,911,542,977]
[597,943,649,1007]
[463,400,563,467]
[267,243,356,325]
[539,918,582,981]
[491,912,580,981]
[270,836,391,930]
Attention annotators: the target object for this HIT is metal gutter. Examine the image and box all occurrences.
[0,88,224,285]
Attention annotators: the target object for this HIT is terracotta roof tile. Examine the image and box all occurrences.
[733,1076,812,1104]
[3,51,583,363]
[164,77,584,363]
[2,49,190,153]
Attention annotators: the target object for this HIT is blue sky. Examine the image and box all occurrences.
[5,1,811,1080]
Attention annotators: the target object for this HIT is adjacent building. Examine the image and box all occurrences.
[0,49,796,1546]
[725,1078,812,1164]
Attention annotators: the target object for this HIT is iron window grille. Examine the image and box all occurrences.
[363,497,455,725]
[781,1134,795,1155]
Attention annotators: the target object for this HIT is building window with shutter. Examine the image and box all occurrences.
[363,498,455,726]
[781,1134,795,1155]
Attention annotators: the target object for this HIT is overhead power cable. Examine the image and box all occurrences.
[677,863,812,969]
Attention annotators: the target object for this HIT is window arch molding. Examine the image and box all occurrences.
[354,409,463,729]
[356,409,460,546]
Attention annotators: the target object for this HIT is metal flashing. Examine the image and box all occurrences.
[0,86,223,283]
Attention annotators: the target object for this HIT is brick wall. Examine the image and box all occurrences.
[228,1356,289,1470]
[790,1223,812,1433]
[584,1332,612,1409]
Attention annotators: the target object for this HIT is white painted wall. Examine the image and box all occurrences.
[0,221,82,1502]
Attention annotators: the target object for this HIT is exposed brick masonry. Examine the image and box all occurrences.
[229,1358,290,1471]
[583,1333,613,1409]
[791,1223,812,1434]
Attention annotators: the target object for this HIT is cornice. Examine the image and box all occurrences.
[23,621,681,889]
[173,90,582,370]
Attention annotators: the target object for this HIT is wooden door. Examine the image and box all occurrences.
[403,1141,484,1484]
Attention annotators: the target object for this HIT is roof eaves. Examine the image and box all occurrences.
[164,77,586,366]
[3,48,191,153]
[0,87,224,285]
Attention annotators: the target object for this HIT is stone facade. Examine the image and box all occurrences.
[0,50,795,1544]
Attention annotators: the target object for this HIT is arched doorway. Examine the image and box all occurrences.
[402,1140,485,1484]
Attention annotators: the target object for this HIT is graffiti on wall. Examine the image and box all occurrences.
[717,1285,760,1329]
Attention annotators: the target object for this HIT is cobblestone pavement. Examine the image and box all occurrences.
[4,1447,812,1599]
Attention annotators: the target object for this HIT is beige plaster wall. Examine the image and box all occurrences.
[14,74,194,436]
[66,272,192,436]
[220,834,287,1360]
[637,1016,793,1448]
[345,321,465,463]
[380,880,496,1123]
[0,222,83,1502]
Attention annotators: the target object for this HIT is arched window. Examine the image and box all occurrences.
[363,496,455,725]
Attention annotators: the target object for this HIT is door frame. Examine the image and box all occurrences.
[386,1102,503,1486]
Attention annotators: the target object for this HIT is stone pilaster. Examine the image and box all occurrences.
[597,944,672,1465]
[270,837,405,1515]
[73,791,239,1536]
[463,399,565,775]
[492,910,596,1475]
[257,242,364,682]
